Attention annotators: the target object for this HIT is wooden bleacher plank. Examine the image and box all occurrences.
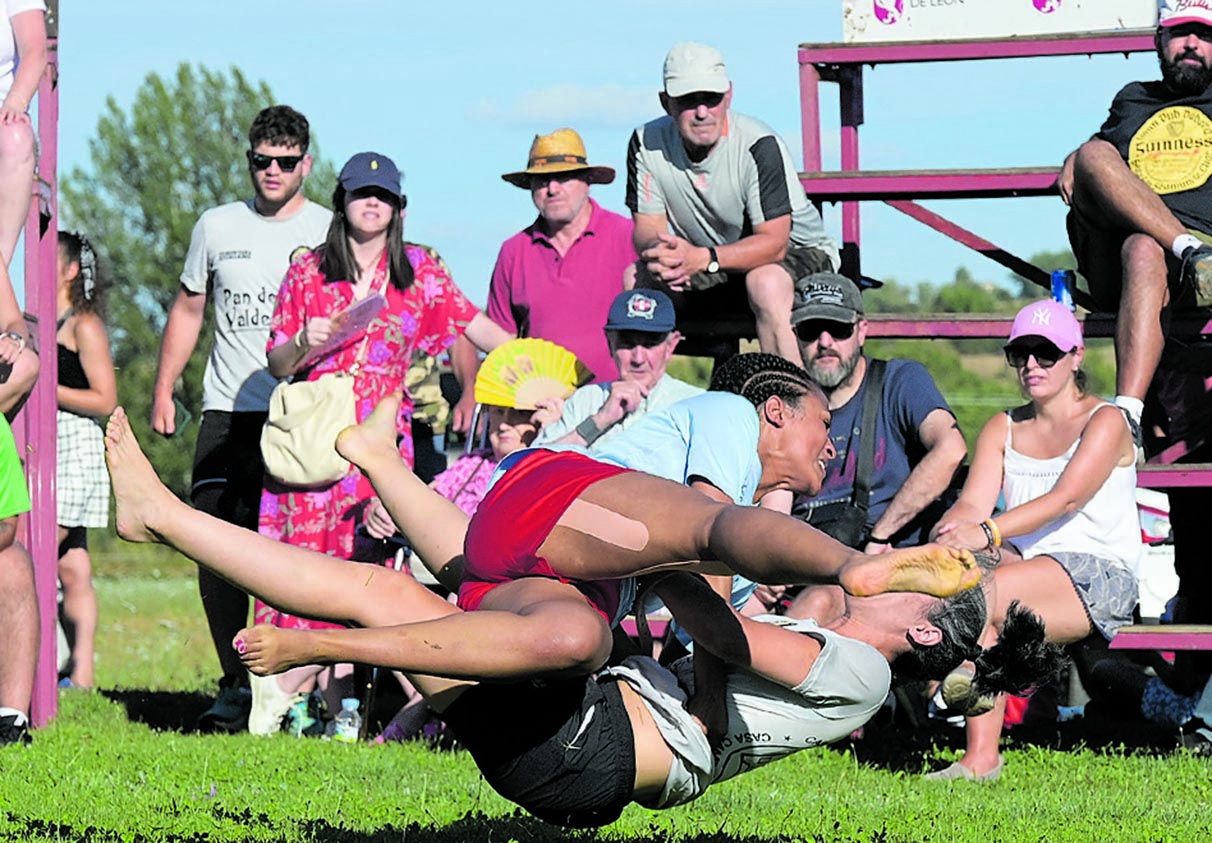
[1110,625,1212,651]
[800,167,1058,202]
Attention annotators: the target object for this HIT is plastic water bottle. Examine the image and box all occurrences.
[333,697,361,743]
[1051,269,1075,312]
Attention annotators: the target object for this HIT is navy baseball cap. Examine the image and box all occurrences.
[338,152,402,198]
[604,290,676,333]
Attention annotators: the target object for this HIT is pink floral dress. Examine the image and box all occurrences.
[430,448,500,517]
[255,243,478,631]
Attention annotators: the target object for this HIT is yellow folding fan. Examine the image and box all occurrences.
[474,338,593,409]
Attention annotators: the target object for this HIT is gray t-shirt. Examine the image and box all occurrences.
[612,616,890,809]
[625,110,838,266]
[180,199,331,412]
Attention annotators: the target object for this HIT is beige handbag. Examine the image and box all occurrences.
[261,309,376,488]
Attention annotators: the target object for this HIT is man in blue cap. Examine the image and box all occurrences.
[534,289,701,449]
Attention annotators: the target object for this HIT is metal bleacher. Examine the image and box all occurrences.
[793,27,1212,650]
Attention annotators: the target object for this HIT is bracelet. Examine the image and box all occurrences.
[984,518,1002,547]
[575,416,607,446]
[978,521,995,549]
[293,331,306,350]
[867,533,892,545]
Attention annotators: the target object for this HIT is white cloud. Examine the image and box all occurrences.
[468,84,655,130]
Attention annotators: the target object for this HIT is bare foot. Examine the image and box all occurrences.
[105,407,179,544]
[840,544,981,598]
[335,392,403,471]
[234,624,314,675]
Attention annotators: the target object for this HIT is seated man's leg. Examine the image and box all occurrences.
[0,120,36,265]
[745,263,798,363]
[0,543,38,744]
[1070,139,1193,406]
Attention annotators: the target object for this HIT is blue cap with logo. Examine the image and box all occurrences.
[339,151,402,198]
[604,290,676,333]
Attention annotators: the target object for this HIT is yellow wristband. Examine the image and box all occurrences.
[983,518,1002,547]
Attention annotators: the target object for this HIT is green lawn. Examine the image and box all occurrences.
[5,553,1211,842]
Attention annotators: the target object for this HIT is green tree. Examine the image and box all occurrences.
[60,64,336,496]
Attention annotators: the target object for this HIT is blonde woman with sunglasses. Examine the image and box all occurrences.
[926,298,1141,782]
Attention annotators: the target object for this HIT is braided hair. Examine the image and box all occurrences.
[59,231,107,318]
[708,352,825,411]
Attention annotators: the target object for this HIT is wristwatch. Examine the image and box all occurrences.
[706,246,720,274]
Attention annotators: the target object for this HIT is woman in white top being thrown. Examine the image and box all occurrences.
[928,298,1141,781]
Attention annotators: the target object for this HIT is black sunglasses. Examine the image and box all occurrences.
[794,319,856,344]
[1004,342,1066,369]
[248,151,304,172]
[671,90,726,111]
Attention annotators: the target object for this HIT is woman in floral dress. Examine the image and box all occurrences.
[249,151,510,734]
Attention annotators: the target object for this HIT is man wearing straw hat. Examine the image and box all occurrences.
[487,129,637,385]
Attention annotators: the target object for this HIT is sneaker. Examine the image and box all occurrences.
[941,666,997,717]
[1181,244,1212,306]
[247,673,297,736]
[197,677,252,733]
[0,714,31,747]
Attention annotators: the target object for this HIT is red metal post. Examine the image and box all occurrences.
[798,59,823,173]
[24,7,58,727]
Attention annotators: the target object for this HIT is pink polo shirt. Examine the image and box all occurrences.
[487,199,636,383]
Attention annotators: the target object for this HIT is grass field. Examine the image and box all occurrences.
[4,542,1212,842]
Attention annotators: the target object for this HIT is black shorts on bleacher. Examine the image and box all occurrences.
[440,674,636,828]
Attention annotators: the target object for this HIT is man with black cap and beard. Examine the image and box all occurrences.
[1059,0,1212,442]
[786,273,966,566]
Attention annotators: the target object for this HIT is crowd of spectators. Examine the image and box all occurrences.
[2,3,1212,799]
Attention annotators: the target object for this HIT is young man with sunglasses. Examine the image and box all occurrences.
[149,105,331,733]
[534,289,700,450]
[625,43,839,364]
[786,273,966,568]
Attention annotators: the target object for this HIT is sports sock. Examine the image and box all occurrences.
[1172,233,1204,259]
[1114,395,1143,424]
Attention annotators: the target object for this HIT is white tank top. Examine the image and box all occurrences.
[1001,404,1143,575]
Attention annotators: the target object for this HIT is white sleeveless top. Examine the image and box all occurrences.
[1002,404,1143,576]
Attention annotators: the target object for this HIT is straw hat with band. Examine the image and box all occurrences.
[502,128,615,188]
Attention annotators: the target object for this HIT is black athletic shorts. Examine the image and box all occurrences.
[190,410,268,530]
[441,674,636,828]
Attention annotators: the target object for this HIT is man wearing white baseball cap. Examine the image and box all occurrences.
[1060,0,1212,439]
[1058,0,1212,698]
[625,42,839,364]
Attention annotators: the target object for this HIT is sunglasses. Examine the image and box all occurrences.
[248,151,304,172]
[1004,342,1067,369]
[671,90,726,111]
[794,319,856,344]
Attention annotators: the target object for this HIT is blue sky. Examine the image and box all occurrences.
[26,0,1161,305]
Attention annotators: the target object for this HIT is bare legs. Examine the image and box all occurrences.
[56,530,96,688]
[746,264,799,363]
[105,407,471,710]
[952,555,1092,777]
[0,542,38,716]
[1070,139,1186,401]
[0,119,35,266]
